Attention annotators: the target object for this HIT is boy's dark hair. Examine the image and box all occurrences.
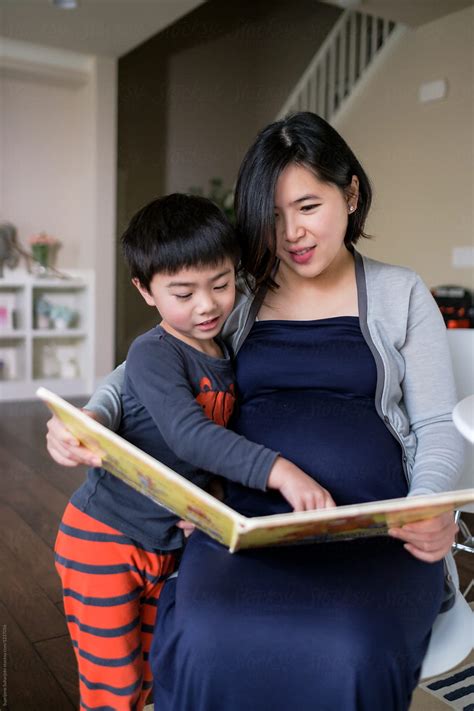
[121,193,240,291]
[234,111,373,290]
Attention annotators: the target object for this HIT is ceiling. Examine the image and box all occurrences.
[1,0,472,60]
[0,0,205,58]
[319,0,474,26]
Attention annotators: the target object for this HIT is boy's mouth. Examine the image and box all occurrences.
[196,316,220,331]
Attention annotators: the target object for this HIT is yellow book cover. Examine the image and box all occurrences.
[38,388,474,553]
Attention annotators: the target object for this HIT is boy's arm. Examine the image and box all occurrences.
[46,337,335,509]
[128,337,276,491]
[128,335,334,512]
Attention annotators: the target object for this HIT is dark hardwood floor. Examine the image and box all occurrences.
[1,399,473,710]
[0,399,86,710]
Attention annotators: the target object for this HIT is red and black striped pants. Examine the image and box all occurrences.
[55,503,176,711]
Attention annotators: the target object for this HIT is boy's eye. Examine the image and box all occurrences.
[174,293,192,300]
[214,282,229,291]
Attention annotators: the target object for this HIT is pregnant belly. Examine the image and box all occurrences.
[228,390,408,516]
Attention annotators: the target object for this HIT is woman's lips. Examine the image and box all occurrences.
[288,245,316,264]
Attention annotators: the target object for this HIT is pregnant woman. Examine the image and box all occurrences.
[47,113,461,710]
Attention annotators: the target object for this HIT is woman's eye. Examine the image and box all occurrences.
[301,204,320,212]
[174,293,192,300]
[214,283,228,291]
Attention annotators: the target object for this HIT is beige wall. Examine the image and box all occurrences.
[335,6,474,289]
[166,1,341,194]
[1,68,95,268]
[116,0,341,360]
[0,43,117,379]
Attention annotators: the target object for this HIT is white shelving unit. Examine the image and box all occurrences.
[0,270,95,401]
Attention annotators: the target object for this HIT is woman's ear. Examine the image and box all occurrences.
[345,175,359,211]
[132,278,156,306]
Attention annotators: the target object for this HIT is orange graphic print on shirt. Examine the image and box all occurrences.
[196,377,236,426]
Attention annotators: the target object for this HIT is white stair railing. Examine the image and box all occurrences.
[276,9,403,123]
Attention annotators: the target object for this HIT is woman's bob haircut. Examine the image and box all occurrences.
[235,111,372,290]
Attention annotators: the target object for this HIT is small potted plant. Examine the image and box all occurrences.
[28,232,61,274]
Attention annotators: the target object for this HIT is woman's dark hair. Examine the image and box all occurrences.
[234,112,372,290]
[121,193,240,291]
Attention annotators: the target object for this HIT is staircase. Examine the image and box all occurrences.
[276,8,406,124]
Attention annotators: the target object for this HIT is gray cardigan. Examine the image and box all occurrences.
[88,251,463,498]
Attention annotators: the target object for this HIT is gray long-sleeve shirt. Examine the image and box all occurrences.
[71,326,278,550]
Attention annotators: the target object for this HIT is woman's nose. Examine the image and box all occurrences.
[283,219,306,243]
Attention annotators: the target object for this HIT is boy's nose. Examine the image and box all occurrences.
[196,293,216,313]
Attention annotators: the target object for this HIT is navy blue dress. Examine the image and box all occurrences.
[151,318,444,711]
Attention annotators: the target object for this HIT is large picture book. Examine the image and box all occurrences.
[38,387,474,553]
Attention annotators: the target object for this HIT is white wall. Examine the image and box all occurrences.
[0,39,116,379]
[334,6,474,290]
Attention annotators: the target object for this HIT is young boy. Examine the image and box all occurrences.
[54,193,332,710]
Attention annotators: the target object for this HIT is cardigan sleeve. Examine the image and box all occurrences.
[84,362,125,431]
[401,275,464,496]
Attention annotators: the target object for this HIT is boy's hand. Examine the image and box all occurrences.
[176,520,196,538]
[46,411,103,468]
[267,457,336,511]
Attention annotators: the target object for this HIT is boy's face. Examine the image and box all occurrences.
[133,258,236,349]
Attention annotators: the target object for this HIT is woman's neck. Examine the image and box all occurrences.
[259,248,358,321]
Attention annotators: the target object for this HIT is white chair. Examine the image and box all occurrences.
[420,590,473,679]
[453,394,474,446]
[420,391,474,680]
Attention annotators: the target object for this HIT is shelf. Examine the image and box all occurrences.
[33,329,87,339]
[0,269,94,401]
[32,280,86,290]
[0,331,26,339]
[32,377,90,399]
[0,283,25,291]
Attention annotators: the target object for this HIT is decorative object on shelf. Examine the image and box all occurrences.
[50,304,77,329]
[188,178,235,223]
[35,296,52,329]
[28,232,61,277]
[56,346,80,379]
[42,344,61,378]
[34,296,78,330]
[0,223,21,278]
[0,292,16,330]
[0,347,18,381]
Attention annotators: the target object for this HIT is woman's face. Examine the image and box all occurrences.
[273,163,358,281]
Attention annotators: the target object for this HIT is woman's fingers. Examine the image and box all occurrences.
[46,415,102,467]
[388,511,458,562]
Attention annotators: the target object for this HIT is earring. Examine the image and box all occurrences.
[349,205,355,212]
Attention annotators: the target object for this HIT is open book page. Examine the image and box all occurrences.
[38,388,474,553]
[232,492,474,551]
[37,387,243,548]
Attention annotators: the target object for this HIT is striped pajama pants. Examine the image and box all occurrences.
[55,503,176,711]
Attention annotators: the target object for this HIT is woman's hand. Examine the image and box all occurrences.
[267,457,336,511]
[388,510,458,562]
[46,411,103,468]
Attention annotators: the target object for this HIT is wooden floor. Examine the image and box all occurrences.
[1,399,473,710]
